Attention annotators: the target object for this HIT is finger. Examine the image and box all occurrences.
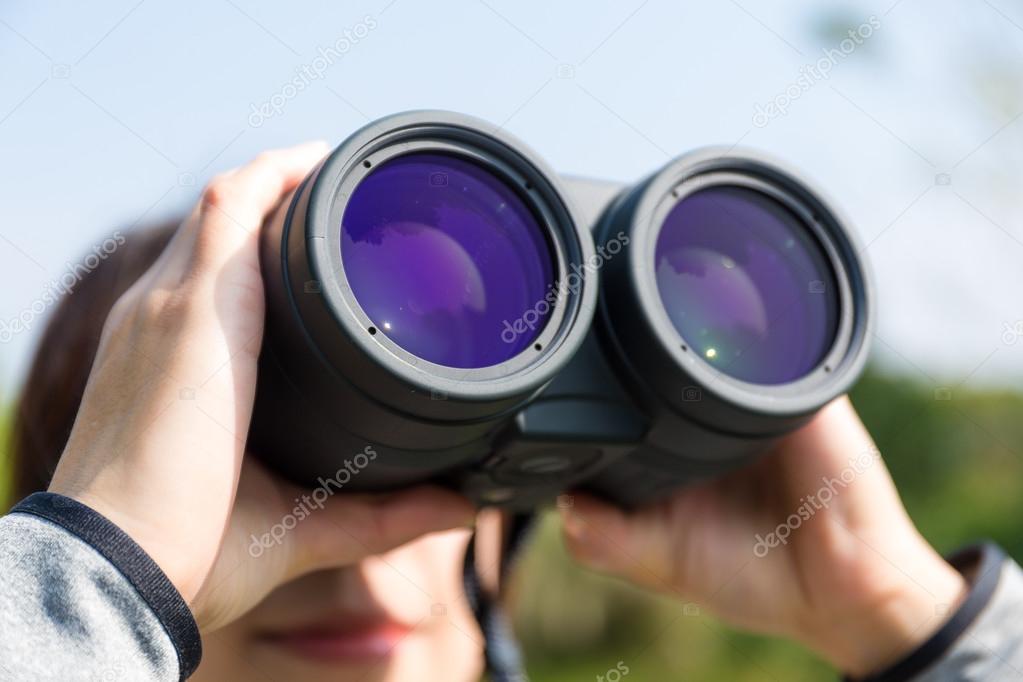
[205,141,328,225]
[561,493,676,590]
[773,397,903,525]
[181,141,329,278]
[288,486,476,576]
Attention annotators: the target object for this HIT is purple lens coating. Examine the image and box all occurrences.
[654,185,839,385]
[341,152,554,369]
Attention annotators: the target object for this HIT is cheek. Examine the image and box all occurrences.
[191,621,255,681]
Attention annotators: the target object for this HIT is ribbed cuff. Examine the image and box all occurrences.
[11,492,202,680]
[845,541,1005,682]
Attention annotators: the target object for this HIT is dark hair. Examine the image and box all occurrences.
[6,223,177,508]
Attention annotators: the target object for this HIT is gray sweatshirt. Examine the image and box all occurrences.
[0,493,1021,681]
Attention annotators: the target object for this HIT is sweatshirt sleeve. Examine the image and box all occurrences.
[848,543,1023,682]
[0,492,202,681]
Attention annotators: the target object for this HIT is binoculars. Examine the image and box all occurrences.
[250,111,873,509]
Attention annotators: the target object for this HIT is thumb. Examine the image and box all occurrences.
[288,486,476,577]
[560,494,680,592]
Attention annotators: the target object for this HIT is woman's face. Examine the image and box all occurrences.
[193,529,482,681]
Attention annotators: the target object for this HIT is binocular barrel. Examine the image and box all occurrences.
[249,111,873,509]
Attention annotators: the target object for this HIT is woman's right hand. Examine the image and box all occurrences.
[47,143,475,631]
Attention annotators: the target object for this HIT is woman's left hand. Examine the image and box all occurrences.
[559,398,966,677]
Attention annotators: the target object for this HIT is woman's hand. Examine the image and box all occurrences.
[48,143,475,631]
[560,397,967,677]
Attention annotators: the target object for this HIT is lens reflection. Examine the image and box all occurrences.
[341,152,555,369]
[654,185,838,385]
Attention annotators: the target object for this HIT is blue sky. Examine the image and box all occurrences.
[2,0,1023,392]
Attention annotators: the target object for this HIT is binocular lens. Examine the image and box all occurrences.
[341,152,556,369]
[654,185,839,385]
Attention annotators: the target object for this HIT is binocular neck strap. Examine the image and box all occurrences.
[461,509,538,682]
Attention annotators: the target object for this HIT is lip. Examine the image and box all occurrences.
[257,617,415,664]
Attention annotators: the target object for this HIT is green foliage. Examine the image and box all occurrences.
[515,370,1023,680]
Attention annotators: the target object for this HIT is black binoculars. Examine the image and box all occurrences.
[249,110,872,509]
